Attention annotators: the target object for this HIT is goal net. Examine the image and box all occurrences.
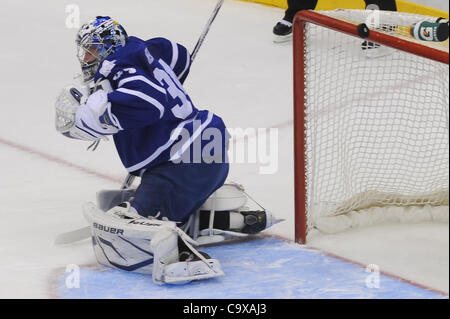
[293,9,449,243]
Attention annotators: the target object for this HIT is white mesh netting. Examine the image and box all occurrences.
[300,10,449,234]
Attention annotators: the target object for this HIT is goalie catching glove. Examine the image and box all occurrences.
[54,82,120,141]
[83,201,224,285]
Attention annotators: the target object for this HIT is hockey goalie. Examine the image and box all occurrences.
[54,16,282,284]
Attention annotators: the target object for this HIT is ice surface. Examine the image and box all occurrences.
[56,238,445,299]
[0,0,447,298]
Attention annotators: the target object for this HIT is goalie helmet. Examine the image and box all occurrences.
[76,16,128,83]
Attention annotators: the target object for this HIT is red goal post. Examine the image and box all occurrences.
[293,10,449,244]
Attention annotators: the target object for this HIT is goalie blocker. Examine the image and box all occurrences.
[85,183,283,284]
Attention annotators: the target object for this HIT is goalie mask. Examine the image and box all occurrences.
[76,16,128,83]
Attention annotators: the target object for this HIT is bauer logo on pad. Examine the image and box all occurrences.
[93,222,124,235]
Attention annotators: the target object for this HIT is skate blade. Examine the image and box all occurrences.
[265,210,285,228]
[273,34,292,43]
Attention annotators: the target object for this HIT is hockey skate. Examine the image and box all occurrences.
[273,20,293,43]
[181,183,284,246]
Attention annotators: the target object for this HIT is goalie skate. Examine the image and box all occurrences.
[182,183,284,245]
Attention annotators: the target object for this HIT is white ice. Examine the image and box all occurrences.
[0,0,447,298]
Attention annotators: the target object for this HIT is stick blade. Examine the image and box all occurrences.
[54,226,91,245]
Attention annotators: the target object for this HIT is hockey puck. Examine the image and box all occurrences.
[357,23,370,38]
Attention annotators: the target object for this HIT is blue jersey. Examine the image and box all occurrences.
[93,36,229,175]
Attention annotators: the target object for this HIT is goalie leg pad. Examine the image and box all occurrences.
[129,161,229,222]
[83,202,224,284]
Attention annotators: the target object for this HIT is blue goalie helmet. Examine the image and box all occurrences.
[76,16,128,83]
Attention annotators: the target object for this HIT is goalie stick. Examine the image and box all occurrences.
[55,0,225,245]
[191,0,224,62]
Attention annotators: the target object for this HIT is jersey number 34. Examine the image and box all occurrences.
[153,63,193,120]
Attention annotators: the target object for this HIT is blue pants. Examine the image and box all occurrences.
[130,161,229,223]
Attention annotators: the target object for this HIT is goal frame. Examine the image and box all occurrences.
[292,10,449,244]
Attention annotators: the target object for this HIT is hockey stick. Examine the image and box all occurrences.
[55,0,225,245]
[54,222,91,245]
[191,0,224,62]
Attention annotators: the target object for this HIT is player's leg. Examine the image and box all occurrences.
[84,161,229,283]
[97,178,282,245]
[130,161,229,223]
[179,183,284,245]
[364,0,397,11]
[284,0,317,23]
